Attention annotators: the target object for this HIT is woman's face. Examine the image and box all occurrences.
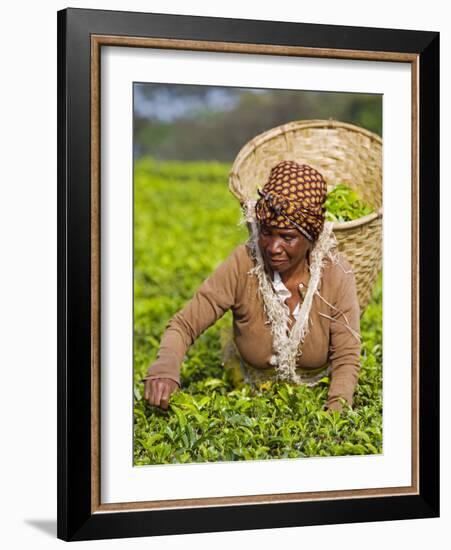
[258,224,311,274]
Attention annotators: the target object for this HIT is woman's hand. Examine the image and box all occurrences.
[324,400,343,413]
[144,378,179,410]
[324,396,348,414]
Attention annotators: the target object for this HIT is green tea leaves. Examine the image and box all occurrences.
[325,183,374,222]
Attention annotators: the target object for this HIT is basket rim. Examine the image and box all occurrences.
[229,118,382,181]
[332,207,383,231]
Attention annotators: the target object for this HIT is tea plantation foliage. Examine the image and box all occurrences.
[133,159,383,465]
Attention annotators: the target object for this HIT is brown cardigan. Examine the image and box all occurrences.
[146,242,361,409]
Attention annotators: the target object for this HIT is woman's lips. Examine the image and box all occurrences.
[268,257,286,265]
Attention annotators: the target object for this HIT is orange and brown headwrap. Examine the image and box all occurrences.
[255,160,327,242]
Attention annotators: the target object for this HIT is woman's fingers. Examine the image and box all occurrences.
[158,380,178,409]
[144,379,150,402]
[144,378,177,409]
[159,384,172,410]
[144,378,158,406]
[154,381,165,408]
[151,380,162,407]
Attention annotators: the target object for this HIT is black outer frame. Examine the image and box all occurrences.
[57,7,439,542]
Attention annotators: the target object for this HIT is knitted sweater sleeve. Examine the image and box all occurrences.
[143,245,244,387]
[325,258,361,410]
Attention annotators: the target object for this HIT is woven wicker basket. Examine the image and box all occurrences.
[228,119,383,314]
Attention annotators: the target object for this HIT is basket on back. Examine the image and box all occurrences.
[228,119,383,314]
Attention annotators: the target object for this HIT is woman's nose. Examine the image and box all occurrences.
[266,237,283,255]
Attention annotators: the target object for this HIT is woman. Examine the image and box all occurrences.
[143,160,361,413]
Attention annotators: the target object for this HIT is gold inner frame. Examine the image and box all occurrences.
[90,35,420,514]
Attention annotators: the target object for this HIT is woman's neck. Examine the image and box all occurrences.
[272,250,311,286]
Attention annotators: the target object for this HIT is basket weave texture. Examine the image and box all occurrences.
[228,119,383,314]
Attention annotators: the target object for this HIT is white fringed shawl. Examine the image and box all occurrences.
[241,199,340,384]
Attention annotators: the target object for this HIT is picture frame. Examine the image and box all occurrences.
[57,7,439,542]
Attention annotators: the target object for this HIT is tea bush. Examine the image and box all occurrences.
[134,158,382,465]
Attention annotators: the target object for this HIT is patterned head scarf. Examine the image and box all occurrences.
[255,160,327,242]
